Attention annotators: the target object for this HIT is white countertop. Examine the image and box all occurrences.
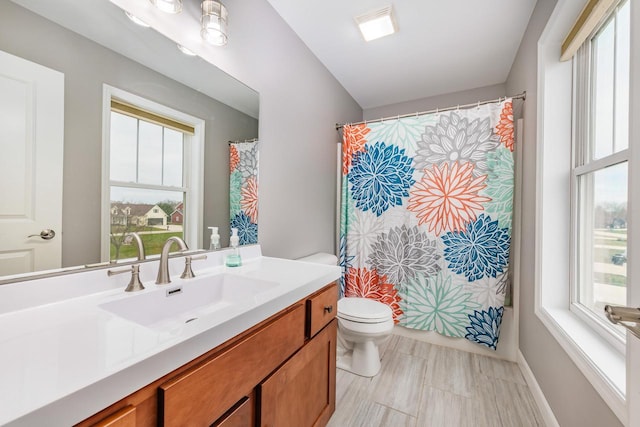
[0,246,340,426]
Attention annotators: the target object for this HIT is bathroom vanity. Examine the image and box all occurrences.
[0,246,340,426]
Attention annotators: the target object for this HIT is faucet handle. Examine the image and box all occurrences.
[108,264,145,292]
[181,255,208,279]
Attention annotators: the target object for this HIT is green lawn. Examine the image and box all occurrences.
[111,231,183,260]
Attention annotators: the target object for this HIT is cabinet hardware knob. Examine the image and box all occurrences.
[324,305,333,313]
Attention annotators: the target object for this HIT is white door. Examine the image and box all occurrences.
[0,50,64,276]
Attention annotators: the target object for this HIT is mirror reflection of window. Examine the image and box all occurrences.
[108,103,193,261]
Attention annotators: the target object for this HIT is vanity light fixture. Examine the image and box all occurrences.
[149,0,183,14]
[177,44,197,56]
[355,6,397,42]
[201,0,228,46]
[124,11,150,28]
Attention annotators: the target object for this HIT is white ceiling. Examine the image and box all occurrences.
[266,0,538,109]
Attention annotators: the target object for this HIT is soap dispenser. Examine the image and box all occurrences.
[226,228,242,267]
[208,226,220,250]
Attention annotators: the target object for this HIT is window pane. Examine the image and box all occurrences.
[138,121,163,185]
[592,19,615,160]
[577,162,627,324]
[109,186,184,261]
[615,1,630,152]
[163,128,183,187]
[110,112,137,182]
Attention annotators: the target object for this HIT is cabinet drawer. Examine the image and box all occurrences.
[92,405,136,427]
[159,304,305,427]
[306,283,338,338]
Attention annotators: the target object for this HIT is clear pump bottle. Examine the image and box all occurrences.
[208,226,220,250]
[225,228,242,267]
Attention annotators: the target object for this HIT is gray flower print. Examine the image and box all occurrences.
[238,144,259,180]
[414,112,500,176]
[368,224,441,285]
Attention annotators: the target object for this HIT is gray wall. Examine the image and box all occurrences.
[505,0,623,425]
[191,0,363,259]
[0,2,258,267]
[363,83,506,120]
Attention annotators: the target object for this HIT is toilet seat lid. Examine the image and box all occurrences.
[338,298,393,322]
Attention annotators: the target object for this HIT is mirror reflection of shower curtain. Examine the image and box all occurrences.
[230,141,259,245]
[339,99,515,350]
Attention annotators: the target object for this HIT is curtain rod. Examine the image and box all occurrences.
[228,138,259,144]
[335,91,526,131]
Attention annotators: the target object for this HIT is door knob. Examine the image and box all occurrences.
[28,229,56,240]
[604,305,640,339]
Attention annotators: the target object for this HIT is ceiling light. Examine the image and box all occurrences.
[201,0,228,46]
[125,11,150,27]
[149,0,183,14]
[177,44,197,56]
[355,6,397,42]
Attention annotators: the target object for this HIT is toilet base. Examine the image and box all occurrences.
[336,339,382,377]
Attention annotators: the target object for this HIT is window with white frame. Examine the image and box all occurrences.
[103,88,205,263]
[572,0,630,341]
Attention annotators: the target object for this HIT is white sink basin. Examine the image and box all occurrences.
[99,273,279,329]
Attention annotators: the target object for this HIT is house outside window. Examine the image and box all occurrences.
[102,86,204,262]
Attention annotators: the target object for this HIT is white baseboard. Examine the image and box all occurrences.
[517,350,560,427]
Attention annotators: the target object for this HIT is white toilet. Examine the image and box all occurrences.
[296,253,395,378]
[336,297,394,377]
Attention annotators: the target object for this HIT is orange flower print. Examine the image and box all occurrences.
[408,162,491,236]
[496,101,514,152]
[344,267,403,323]
[342,124,370,175]
[230,145,240,172]
[241,176,258,223]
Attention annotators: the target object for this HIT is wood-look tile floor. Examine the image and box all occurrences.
[327,335,544,427]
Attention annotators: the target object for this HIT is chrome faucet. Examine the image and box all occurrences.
[156,236,189,285]
[128,232,146,261]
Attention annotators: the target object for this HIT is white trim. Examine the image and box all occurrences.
[535,0,628,424]
[574,148,629,175]
[100,85,205,260]
[517,350,560,427]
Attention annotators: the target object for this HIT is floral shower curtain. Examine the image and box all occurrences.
[230,141,259,245]
[339,99,514,350]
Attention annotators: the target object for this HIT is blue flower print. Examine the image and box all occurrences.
[442,214,510,281]
[339,233,355,297]
[348,141,415,216]
[465,306,504,350]
[231,211,258,245]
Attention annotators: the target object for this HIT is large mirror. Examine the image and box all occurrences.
[0,0,259,282]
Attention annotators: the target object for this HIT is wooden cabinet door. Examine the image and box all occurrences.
[260,319,337,427]
[212,395,253,427]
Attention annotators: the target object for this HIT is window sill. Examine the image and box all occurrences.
[536,305,626,423]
